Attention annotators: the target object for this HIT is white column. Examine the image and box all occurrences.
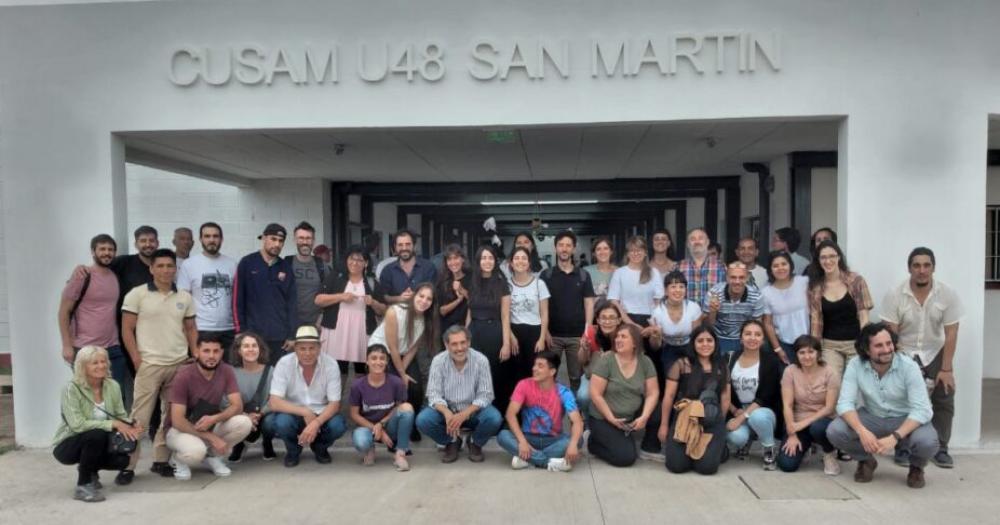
[3,131,126,446]
[839,107,987,447]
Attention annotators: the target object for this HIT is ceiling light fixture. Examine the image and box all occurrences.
[480,199,599,206]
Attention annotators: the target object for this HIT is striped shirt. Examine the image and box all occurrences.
[703,282,766,343]
[426,349,494,413]
[679,256,727,304]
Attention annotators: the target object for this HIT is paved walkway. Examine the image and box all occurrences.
[1,440,997,525]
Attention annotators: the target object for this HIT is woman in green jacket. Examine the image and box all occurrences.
[54,346,143,502]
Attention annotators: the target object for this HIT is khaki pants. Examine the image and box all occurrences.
[165,415,253,465]
[550,336,583,392]
[821,338,856,378]
[128,362,182,468]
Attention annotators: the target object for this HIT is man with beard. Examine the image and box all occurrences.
[164,334,251,480]
[110,225,160,301]
[120,248,198,485]
[678,228,726,304]
[172,227,194,270]
[540,230,595,393]
[233,223,297,365]
[58,234,130,404]
[828,322,938,489]
[284,221,328,327]
[178,222,238,361]
[881,247,962,469]
[377,229,436,305]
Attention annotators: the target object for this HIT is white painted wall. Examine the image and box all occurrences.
[984,167,1000,377]
[3,0,999,446]
[810,167,838,234]
[0,181,7,354]
[126,164,328,259]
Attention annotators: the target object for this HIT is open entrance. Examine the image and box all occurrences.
[121,118,841,263]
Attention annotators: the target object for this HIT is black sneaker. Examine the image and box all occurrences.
[283,453,300,468]
[114,469,135,486]
[262,439,276,461]
[150,461,175,477]
[312,445,332,464]
[228,442,245,463]
[931,449,954,469]
[90,473,103,490]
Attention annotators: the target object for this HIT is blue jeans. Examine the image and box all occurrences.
[726,407,777,448]
[718,338,741,355]
[352,409,415,453]
[415,405,502,447]
[262,412,347,458]
[497,430,570,467]
[777,418,834,472]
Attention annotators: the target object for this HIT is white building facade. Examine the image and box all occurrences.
[1,0,998,446]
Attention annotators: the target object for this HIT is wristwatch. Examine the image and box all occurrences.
[891,431,902,441]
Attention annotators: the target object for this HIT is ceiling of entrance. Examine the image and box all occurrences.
[121,119,840,184]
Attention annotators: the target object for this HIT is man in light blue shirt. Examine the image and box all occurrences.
[827,322,938,489]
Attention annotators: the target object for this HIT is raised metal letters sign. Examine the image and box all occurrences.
[169,33,781,87]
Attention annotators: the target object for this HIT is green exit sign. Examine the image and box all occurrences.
[486,130,517,144]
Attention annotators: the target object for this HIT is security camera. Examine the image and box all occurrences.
[334,144,346,156]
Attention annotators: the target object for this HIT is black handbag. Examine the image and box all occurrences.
[698,378,723,427]
[68,383,137,455]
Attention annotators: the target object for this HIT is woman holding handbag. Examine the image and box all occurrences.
[226,332,275,462]
[54,345,143,502]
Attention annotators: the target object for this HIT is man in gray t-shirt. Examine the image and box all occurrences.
[286,221,327,327]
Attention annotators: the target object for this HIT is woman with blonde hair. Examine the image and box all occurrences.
[54,346,142,502]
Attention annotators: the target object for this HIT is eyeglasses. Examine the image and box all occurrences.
[819,254,840,262]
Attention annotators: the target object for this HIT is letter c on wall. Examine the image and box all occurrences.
[169,47,201,86]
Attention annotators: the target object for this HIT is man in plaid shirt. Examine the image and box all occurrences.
[678,228,726,304]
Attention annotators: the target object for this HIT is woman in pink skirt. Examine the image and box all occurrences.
[316,245,387,377]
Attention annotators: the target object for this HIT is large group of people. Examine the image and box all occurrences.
[55,221,961,502]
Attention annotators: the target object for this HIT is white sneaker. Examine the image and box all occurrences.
[546,458,572,473]
[638,449,666,463]
[511,456,531,470]
[204,455,232,477]
[823,451,841,476]
[170,455,191,481]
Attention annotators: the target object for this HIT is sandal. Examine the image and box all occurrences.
[362,448,376,466]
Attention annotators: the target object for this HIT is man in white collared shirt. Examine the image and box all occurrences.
[882,247,962,469]
[263,325,346,467]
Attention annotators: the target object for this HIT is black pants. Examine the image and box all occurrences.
[199,330,236,363]
[53,430,130,485]
[389,356,424,410]
[338,360,367,375]
[265,340,287,366]
[470,318,514,415]
[664,417,727,475]
[511,323,542,381]
[587,416,637,467]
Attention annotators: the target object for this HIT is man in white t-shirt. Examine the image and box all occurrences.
[736,237,768,290]
[177,222,238,360]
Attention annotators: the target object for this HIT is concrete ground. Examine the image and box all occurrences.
[1,437,998,525]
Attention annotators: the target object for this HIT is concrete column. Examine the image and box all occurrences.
[839,107,987,447]
[3,130,126,446]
